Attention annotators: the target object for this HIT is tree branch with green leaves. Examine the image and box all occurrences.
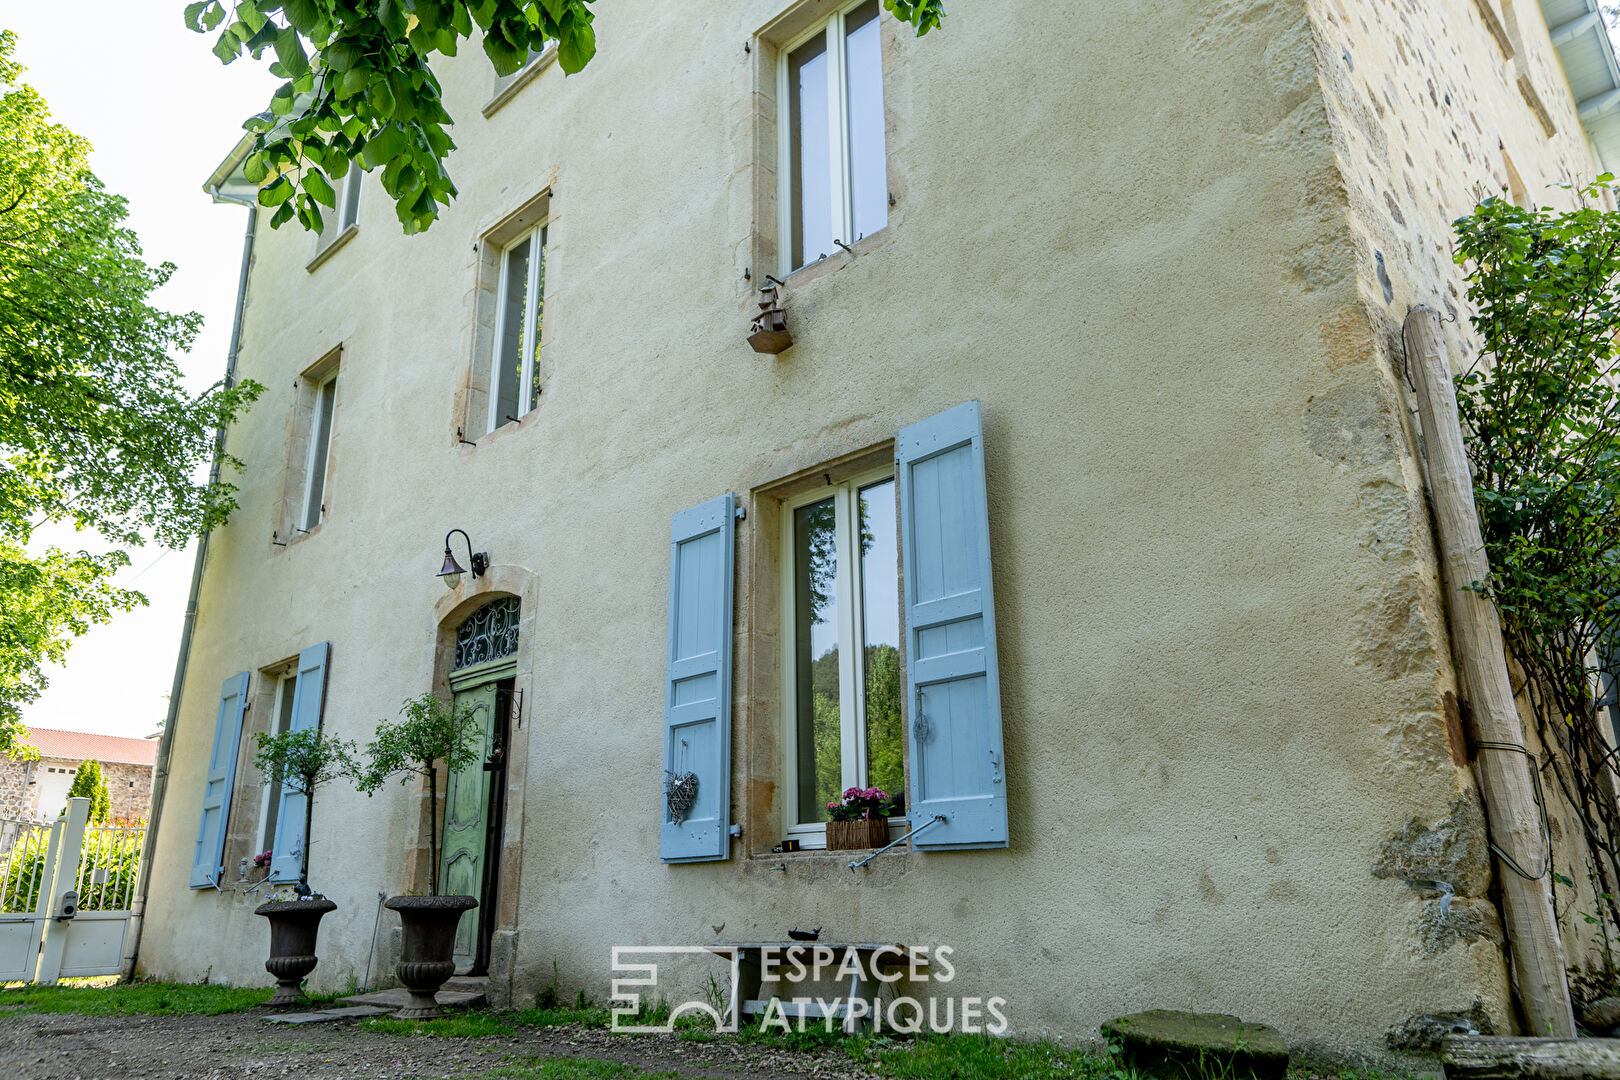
[1453,179,1620,973]
[186,0,946,234]
[355,694,484,895]
[252,728,360,890]
[0,30,263,754]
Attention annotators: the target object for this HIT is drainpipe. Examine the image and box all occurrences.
[122,190,257,981]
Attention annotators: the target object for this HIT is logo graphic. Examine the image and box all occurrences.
[609,944,1007,1035]
[610,946,741,1033]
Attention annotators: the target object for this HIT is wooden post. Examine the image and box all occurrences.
[1403,306,1575,1036]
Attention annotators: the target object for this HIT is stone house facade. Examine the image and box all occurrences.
[1,728,158,822]
[136,0,1620,1066]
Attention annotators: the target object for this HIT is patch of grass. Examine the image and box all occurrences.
[0,981,272,1016]
[851,1032,1140,1080]
[362,1011,517,1038]
[511,1005,615,1029]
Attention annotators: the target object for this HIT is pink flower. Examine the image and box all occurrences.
[253,850,273,868]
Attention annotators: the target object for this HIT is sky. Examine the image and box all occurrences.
[7,3,279,740]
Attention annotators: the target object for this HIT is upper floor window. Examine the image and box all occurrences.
[275,348,339,543]
[490,222,548,431]
[779,0,888,273]
[486,42,558,115]
[309,170,362,268]
[301,370,337,530]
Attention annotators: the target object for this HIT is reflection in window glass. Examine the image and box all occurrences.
[794,497,840,823]
[302,375,337,530]
[493,235,531,427]
[844,0,887,242]
[859,479,903,799]
[788,31,833,272]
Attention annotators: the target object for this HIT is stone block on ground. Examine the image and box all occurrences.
[263,1006,391,1025]
[340,987,486,1012]
[1100,1009,1289,1080]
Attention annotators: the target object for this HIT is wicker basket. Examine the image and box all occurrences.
[826,818,891,851]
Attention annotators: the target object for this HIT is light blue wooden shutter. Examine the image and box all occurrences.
[660,494,737,862]
[897,401,1009,850]
[269,642,330,882]
[190,672,250,888]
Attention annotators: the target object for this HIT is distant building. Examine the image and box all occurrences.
[0,728,158,822]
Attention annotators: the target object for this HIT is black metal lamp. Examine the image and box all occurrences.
[437,529,488,588]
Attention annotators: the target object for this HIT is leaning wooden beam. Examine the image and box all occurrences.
[1403,307,1575,1037]
[1442,1036,1620,1078]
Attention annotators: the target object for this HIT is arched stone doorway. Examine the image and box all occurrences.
[428,565,537,991]
[441,594,520,973]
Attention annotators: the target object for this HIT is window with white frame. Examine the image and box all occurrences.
[779,0,888,274]
[782,469,904,842]
[256,671,297,853]
[489,221,548,430]
[301,370,337,530]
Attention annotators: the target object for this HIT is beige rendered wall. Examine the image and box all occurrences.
[138,0,1533,1063]
[1306,0,1617,978]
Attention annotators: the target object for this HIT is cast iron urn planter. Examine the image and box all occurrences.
[385,894,479,1019]
[254,898,338,1006]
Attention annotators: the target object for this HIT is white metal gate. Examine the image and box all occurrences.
[0,798,144,984]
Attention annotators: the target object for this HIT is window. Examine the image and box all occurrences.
[256,672,298,853]
[489,222,548,431]
[486,42,557,114]
[782,470,904,842]
[276,349,340,543]
[301,372,337,530]
[454,596,521,671]
[778,0,888,273]
[309,170,362,267]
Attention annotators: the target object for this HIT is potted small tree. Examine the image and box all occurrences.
[357,694,485,1019]
[250,728,358,1006]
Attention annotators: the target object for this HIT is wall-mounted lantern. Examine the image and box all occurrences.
[747,284,792,354]
[437,529,488,588]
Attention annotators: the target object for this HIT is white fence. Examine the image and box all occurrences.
[0,799,145,982]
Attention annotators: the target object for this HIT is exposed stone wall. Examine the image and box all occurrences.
[0,755,153,823]
[1306,0,1615,986]
[0,754,36,819]
[103,761,154,823]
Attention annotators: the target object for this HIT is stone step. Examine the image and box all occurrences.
[264,1005,392,1025]
[340,986,487,1011]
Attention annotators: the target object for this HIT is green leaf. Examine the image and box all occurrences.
[274,28,310,78]
[304,168,336,208]
[241,151,271,184]
[183,2,212,32]
[211,26,242,64]
[361,123,410,169]
[325,40,364,71]
[555,20,594,74]
[269,81,296,116]
[258,175,295,207]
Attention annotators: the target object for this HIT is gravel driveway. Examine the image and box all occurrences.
[0,1013,880,1080]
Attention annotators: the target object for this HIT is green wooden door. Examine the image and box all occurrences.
[441,681,497,972]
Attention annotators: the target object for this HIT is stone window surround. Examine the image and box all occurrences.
[456,188,555,445]
[737,439,915,860]
[745,0,909,295]
[482,43,559,119]
[272,345,343,550]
